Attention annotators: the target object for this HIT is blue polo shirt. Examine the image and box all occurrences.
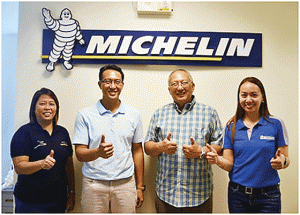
[10,122,73,203]
[72,100,144,181]
[223,116,289,188]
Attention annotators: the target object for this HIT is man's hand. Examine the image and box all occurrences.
[136,189,144,208]
[42,150,56,170]
[270,149,285,170]
[97,135,114,159]
[161,133,177,154]
[182,137,201,159]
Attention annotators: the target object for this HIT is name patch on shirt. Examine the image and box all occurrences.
[260,135,275,140]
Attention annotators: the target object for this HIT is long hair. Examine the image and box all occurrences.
[226,77,271,143]
[29,88,59,126]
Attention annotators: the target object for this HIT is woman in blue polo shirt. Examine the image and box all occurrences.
[206,77,290,213]
[10,88,75,213]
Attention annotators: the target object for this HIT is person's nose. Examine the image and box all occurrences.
[45,103,51,109]
[110,81,117,89]
[176,83,184,90]
[245,95,252,102]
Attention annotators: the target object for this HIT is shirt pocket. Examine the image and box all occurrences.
[154,121,176,142]
[194,127,210,146]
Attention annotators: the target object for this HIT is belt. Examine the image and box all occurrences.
[229,181,279,195]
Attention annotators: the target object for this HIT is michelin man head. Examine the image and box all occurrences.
[60,8,72,20]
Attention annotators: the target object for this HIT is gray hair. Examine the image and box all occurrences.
[168,69,194,85]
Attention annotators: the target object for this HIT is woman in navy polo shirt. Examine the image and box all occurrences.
[10,88,75,213]
[206,77,290,213]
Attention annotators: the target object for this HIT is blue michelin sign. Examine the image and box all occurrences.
[42,29,262,68]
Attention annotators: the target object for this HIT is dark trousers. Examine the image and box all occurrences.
[15,197,66,213]
[155,194,212,213]
[228,181,281,213]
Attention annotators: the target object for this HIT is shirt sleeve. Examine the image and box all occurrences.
[63,127,73,156]
[144,111,159,143]
[209,109,223,146]
[133,113,144,144]
[10,126,32,158]
[223,125,233,150]
[72,112,89,145]
[275,118,289,147]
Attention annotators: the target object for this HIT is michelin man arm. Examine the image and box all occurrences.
[42,8,59,31]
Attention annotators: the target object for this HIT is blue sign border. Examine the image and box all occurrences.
[42,29,262,67]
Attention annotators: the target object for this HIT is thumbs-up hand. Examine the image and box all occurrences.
[182,137,201,159]
[206,144,219,164]
[161,132,177,155]
[270,149,285,170]
[97,134,114,159]
[42,149,56,170]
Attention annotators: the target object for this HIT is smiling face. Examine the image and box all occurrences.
[35,94,57,126]
[99,69,124,102]
[61,8,72,20]
[239,81,264,115]
[168,70,195,110]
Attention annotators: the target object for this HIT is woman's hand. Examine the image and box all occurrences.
[206,144,219,164]
[270,149,285,170]
[41,150,56,170]
[65,191,75,212]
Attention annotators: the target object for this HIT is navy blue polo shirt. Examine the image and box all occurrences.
[10,122,73,203]
[223,116,289,188]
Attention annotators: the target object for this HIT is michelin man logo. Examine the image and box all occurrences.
[42,8,85,72]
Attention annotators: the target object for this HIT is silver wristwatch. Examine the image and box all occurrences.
[200,147,206,159]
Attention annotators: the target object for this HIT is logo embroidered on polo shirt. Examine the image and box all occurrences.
[260,135,275,140]
[34,140,47,149]
[60,141,68,146]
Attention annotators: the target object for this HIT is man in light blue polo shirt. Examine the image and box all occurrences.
[72,65,145,213]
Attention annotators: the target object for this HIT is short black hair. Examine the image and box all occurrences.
[99,65,124,81]
[29,88,59,126]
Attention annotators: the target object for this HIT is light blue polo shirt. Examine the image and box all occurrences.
[223,116,289,188]
[72,100,143,180]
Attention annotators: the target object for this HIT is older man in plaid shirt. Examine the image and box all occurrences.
[144,69,223,213]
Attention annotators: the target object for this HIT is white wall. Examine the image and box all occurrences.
[2,1,19,184]
[15,2,298,213]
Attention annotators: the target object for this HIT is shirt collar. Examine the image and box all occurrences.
[236,116,268,130]
[32,121,58,133]
[173,95,196,113]
[96,100,125,115]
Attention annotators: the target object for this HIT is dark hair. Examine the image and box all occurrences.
[29,88,59,126]
[226,77,271,143]
[99,65,124,81]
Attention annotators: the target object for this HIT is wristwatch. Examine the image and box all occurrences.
[200,147,206,159]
